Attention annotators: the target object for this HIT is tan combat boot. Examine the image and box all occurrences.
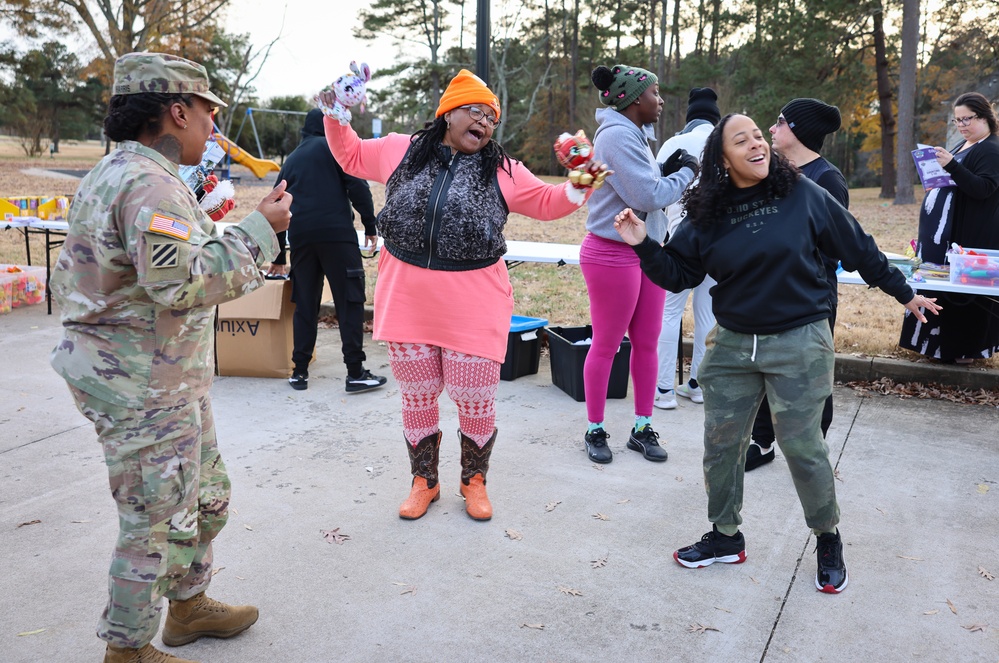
[160,592,258,647]
[399,431,442,519]
[459,429,497,521]
[104,642,198,663]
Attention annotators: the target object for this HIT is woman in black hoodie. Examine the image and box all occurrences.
[614,113,940,595]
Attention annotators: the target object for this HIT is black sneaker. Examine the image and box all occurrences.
[674,525,747,568]
[584,428,612,464]
[815,530,849,594]
[627,425,668,462]
[745,441,775,471]
[288,371,308,391]
[345,369,387,393]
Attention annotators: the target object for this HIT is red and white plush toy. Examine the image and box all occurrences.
[553,130,610,190]
[316,61,372,125]
[199,175,236,222]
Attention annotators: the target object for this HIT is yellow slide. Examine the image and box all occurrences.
[212,132,281,179]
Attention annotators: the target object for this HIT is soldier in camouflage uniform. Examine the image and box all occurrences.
[50,53,292,663]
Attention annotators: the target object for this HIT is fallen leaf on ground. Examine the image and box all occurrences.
[687,623,720,634]
[70,519,91,524]
[898,555,923,561]
[591,464,604,471]
[962,623,987,633]
[875,507,887,515]
[520,623,544,630]
[978,566,994,581]
[211,566,225,577]
[592,513,609,521]
[923,610,939,615]
[17,629,46,636]
[321,528,351,545]
[505,528,523,541]
[675,476,684,482]
[977,484,989,494]
[616,499,630,504]
[231,507,239,515]
[847,378,999,407]
[714,606,732,613]
[947,598,957,614]
[834,468,843,482]
[591,554,609,569]
[16,520,41,528]
[399,585,417,596]
[243,524,254,531]
[750,577,760,585]
[558,586,582,596]
[545,501,561,512]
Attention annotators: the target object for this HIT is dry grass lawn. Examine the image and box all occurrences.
[2,135,994,368]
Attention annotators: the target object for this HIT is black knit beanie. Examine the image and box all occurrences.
[592,65,658,112]
[686,87,721,124]
[780,98,841,152]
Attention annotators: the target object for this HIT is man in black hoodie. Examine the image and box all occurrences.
[269,108,386,393]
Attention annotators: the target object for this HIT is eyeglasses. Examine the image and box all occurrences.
[952,115,979,127]
[460,105,500,128]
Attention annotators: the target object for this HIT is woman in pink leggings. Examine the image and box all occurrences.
[582,64,699,464]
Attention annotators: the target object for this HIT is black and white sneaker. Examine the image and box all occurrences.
[674,525,747,568]
[627,424,668,462]
[745,440,775,471]
[345,369,387,393]
[815,530,849,594]
[584,428,613,464]
[288,371,308,391]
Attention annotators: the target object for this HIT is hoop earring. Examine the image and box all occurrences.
[716,166,728,184]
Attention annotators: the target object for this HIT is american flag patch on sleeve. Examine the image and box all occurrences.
[149,213,192,240]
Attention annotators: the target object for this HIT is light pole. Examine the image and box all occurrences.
[476,0,490,86]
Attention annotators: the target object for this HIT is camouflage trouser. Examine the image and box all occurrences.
[697,320,840,536]
[68,386,230,649]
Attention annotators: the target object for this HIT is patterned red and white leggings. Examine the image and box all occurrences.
[387,342,500,448]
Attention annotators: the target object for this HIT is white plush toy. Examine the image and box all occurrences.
[316,61,372,125]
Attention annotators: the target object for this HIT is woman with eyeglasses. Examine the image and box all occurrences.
[899,92,999,364]
[317,68,608,522]
[613,113,939,594]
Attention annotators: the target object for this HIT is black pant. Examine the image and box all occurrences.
[290,241,367,372]
[751,311,835,444]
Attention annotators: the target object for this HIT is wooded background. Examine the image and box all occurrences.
[2,0,997,202]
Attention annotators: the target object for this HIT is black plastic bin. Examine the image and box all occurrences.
[500,315,549,381]
[546,325,631,402]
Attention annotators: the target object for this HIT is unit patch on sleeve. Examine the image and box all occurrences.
[150,242,180,268]
[149,213,192,240]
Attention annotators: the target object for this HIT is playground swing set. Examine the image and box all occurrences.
[213,107,308,180]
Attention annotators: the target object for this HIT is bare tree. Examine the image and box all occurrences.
[894,0,919,204]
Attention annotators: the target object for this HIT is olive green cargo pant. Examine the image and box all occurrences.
[697,320,840,536]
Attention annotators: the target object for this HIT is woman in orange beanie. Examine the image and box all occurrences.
[317,68,607,522]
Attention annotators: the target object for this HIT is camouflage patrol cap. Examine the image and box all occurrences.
[113,52,227,108]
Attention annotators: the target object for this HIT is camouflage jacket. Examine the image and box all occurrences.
[50,141,279,409]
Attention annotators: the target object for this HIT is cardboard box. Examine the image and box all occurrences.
[500,315,548,381]
[215,279,296,377]
[546,325,631,402]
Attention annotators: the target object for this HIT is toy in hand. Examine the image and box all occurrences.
[553,130,610,189]
[199,175,236,222]
[316,61,372,126]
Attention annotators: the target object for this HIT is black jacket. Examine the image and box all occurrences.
[635,176,912,335]
[944,133,999,251]
[273,109,377,264]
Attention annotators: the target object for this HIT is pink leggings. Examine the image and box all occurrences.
[387,342,500,448]
[581,259,666,423]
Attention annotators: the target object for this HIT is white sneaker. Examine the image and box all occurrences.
[654,388,678,410]
[676,383,703,404]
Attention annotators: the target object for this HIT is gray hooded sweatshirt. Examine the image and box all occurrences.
[585,107,693,244]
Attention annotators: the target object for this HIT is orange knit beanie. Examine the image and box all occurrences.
[436,69,501,120]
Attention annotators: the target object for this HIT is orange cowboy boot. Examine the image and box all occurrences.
[399,431,442,519]
[459,429,497,521]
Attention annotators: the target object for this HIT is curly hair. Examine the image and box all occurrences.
[682,113,799,228]
[104,93,193,142]
[404,116,514,182]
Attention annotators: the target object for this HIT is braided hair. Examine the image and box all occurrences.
[404,116,514,182]
[104,93,193,142]
[682,113,799,229]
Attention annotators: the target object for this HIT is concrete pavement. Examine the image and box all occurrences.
[1,301,997,662]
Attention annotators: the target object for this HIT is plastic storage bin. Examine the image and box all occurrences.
[947,248,999,287]
[546,325,631,402]
[0,265,47,314]
[500,315,549,381]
